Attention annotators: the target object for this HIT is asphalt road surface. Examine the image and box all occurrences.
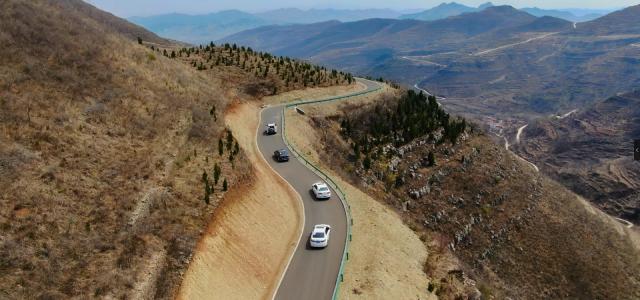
[257,79,380,300]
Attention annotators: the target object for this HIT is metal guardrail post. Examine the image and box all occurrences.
[278,79,381,300]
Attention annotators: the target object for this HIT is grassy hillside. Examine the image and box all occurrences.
[305,90,640,299]
[0,0,351,298]
[160,42,354,95]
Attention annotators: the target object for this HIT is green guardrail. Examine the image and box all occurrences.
[279,79,381,300]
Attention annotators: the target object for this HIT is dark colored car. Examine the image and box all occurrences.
[274,149,290,162]
[265,123,277,135]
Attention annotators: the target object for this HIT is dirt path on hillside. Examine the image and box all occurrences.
[283,103,436,300]
[177,102,303,300]
[473,32,558,56]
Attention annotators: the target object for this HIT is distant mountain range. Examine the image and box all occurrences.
[399,2,488,21]
[222,5,640,119]
[129,8,403,44]
[128,10,269,44]
[399,2,607,22]
[254,8,402,24]
[128,3,612,44]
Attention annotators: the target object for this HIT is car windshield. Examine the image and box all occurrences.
[313,232,325,238]
[318,187,329,192]
[280,150,288,155]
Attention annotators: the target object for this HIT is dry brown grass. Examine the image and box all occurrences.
[0,0,272,298]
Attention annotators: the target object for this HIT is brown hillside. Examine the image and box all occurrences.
[0,0,350,298]
[1,0,237,298]
[515,91,640,224]
[52,0,170,44]
[304,90,640,299]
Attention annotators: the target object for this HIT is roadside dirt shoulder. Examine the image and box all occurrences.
[178,102,303,300]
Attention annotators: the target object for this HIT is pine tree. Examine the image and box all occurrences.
[233,141,240,156]
[226,130,233,151]
[204,189,210,205]
[353,142,361,161]
[218,138,224,156]
[222,178,228,191]
[363,155,372,170]
[202,171,208,183]
[210,105,217,121]
[213,163,221,185]
[428,151,436,167]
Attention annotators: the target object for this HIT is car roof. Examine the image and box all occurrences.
[313,224,330,231]
[267,123,276,126]
[314,182,328,188]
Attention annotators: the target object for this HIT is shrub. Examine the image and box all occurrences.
[363,155,372,170]
[428,151,436,167]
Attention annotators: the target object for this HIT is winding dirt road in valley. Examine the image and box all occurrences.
[516,124,528,144]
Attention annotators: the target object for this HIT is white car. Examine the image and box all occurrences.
[312,182,331,200]
[310,224,331,248]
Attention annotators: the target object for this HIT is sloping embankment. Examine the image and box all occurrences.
[178,103,303,300]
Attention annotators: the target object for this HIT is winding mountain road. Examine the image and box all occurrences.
[257,78,381,300]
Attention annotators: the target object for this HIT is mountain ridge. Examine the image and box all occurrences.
[399,2,485,21]
[128,3,610,44]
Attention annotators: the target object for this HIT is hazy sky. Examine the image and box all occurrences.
[86,0,635,17]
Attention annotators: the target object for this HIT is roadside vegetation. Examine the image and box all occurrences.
[340,90,466,162]
[144,41,354,97]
